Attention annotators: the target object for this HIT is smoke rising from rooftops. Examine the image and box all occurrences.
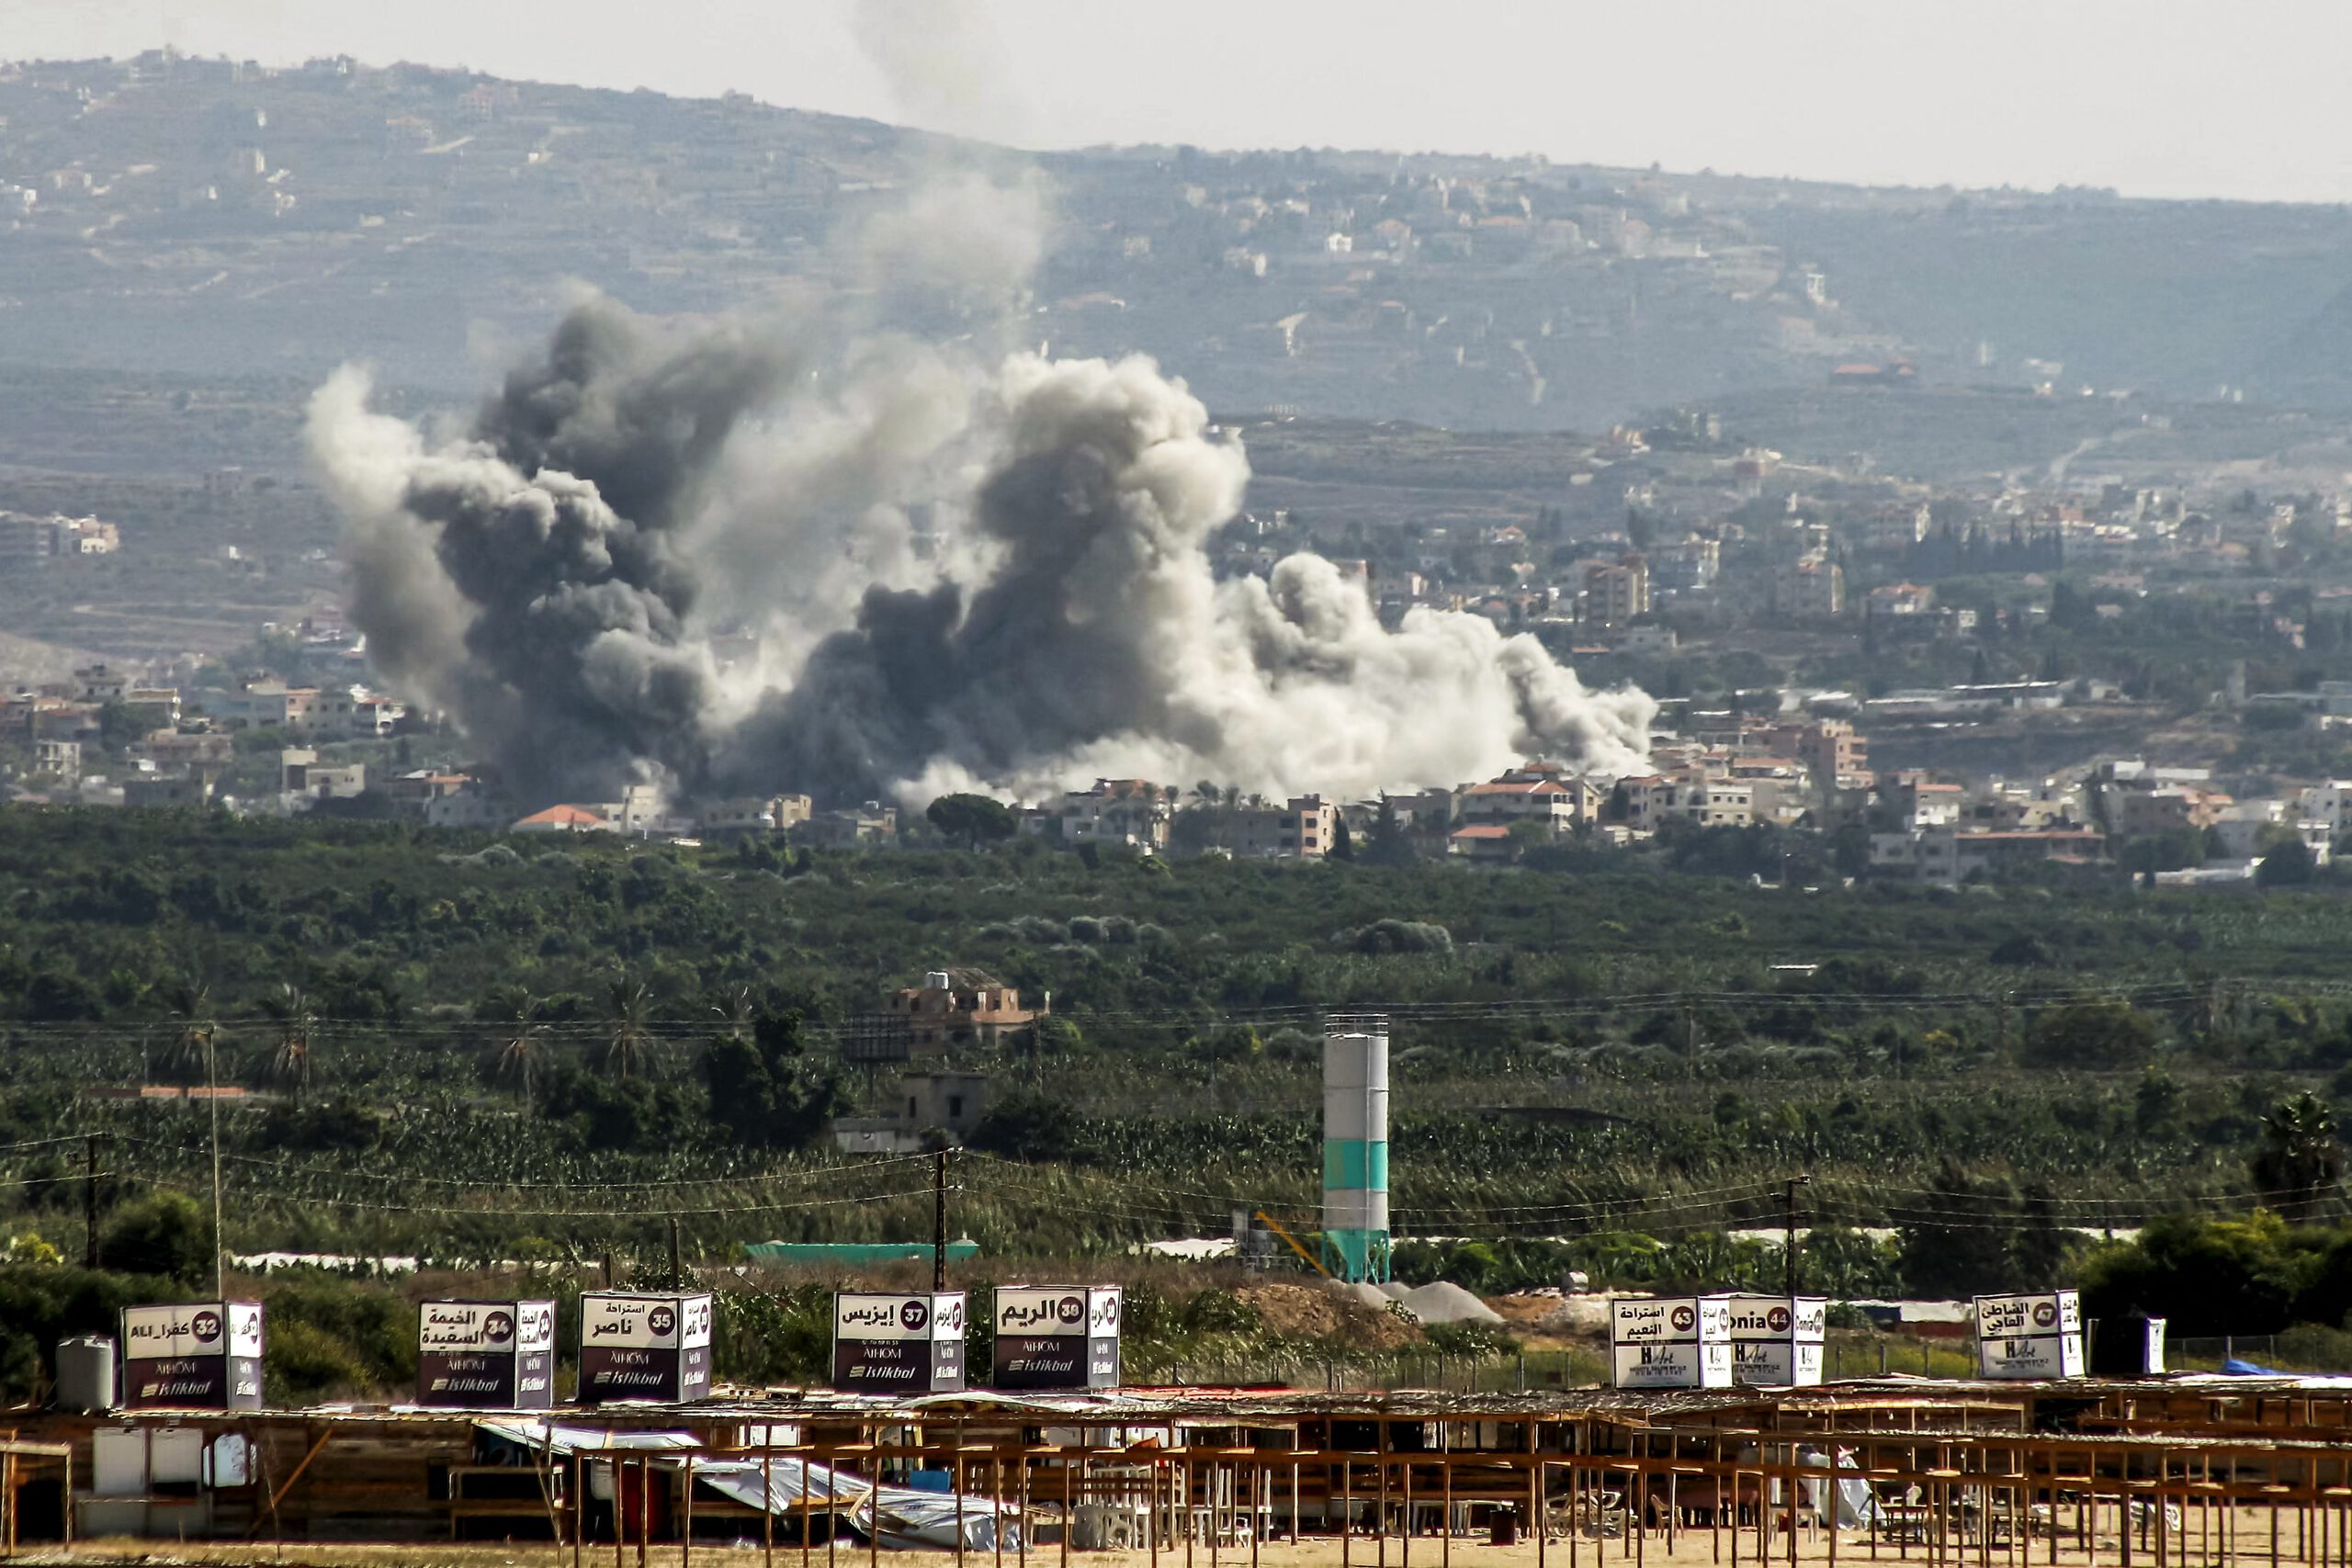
[311,170,1651,811]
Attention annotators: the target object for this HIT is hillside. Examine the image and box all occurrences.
[5,51,2352,434]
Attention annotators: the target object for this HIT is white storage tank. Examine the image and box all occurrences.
[56,1336,116,1413]
[1321,1015,1390,1282]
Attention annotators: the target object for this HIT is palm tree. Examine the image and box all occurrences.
[2255,1092,2344,1222]
[605,977,655,1081]
[710,987,756,1045]
[160,980,216,1089]
[488,987,546,1114]
[261,982,316,1103]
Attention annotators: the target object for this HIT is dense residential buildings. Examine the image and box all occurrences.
[0,511,119,559]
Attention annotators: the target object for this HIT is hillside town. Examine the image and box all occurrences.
[4,639,2341,890]
[9,398,2352,894]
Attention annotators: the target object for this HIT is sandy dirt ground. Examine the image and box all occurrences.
[15,1509,2326,1568]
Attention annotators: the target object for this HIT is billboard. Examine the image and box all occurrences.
[1724,1295,1828,1387]
[1973,1291,2085,1380]
[120,1302,265,1410]
[1610,1340,1734,1390]
[831,1292,967,1393]
[579,1292,714,1403]
[1609,1295,1733,1389]
[990,1286,1122,1390]
[416,1299,557,1408]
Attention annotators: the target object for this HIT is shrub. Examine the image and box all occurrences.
[1350,919,1454,955]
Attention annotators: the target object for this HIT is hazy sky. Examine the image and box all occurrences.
[6,0,2349,203]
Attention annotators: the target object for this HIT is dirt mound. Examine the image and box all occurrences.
[1329,1280,1394,1313]
[1239,1281,1422,1351]
[1400,1280,1503,1325]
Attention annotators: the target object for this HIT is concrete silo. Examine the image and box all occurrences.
[1321,1015,1391,1282]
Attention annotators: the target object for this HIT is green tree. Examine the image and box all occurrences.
[969,1092,1081,1162]
[1328,814,1355,862]
[2134,1067,2186,1136]
[99,1191,214,1286]
[701,1010,846,1149]
[2023,998,2159,1071]
[2254,1093,2343,1221]
[260,983,316,1103]
[1505,818,1552,858]
[488,987,547,1113]
[159,979,216,1088]
[2257,840,2318,887]
[2078,1212,2318,1334]
[1361,795,1419,867]
[1896,1168,2068,1296]
[925,794,1017,852]
[604,976,656,1081]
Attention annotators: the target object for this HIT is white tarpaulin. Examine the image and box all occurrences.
[850,1488,1022,1551]
[1798,1448,1883,1530]
[690,1456,874,1511]
[476,1417,702,1458]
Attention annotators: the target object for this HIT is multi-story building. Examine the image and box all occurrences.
[1871,824,2108,886]
[1753,717,1869,794]
[120,688,182,729]
[1880,770,1964,829]
[311,684,407,737]
[886,969,1044,1057]
[1,513,119,560]
[1624,769,1757,831]
[1649,535,1720,592]
[143,730,233,771]
[1773,558,1845,617]
[1582,555,1651,626]
[32,739,80,783]
[384,770,479,812]
[1867,582,1936,616]
[2110,786,2233,839]
[123,773,216,810]
[1028,779,1175,852]
[1455,764,1602,837]
[1233,795,1339,858]
[802,802,898,848]
[698,795,816,838]
[211,680,320,731]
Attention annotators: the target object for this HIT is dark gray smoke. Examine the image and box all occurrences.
[316,321,1654,811]
[313,160,1652,813]
[313,301,797,804]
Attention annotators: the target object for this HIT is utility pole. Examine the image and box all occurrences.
[84,1134,100,1270]
[1784,1174,1811,1296]
[207,1032,225,1303]
[933,1148,951,1290]
[666,1214,682,1287]
[1684,1000,1699,1081]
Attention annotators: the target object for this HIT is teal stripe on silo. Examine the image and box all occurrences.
[1321,1139,1389,1189]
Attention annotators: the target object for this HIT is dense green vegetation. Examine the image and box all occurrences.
[14,808,2352,1250]
[5,807,2352,1397]
[5,805,2352,1304]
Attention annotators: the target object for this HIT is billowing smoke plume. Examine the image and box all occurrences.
[312,210,1652,811]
